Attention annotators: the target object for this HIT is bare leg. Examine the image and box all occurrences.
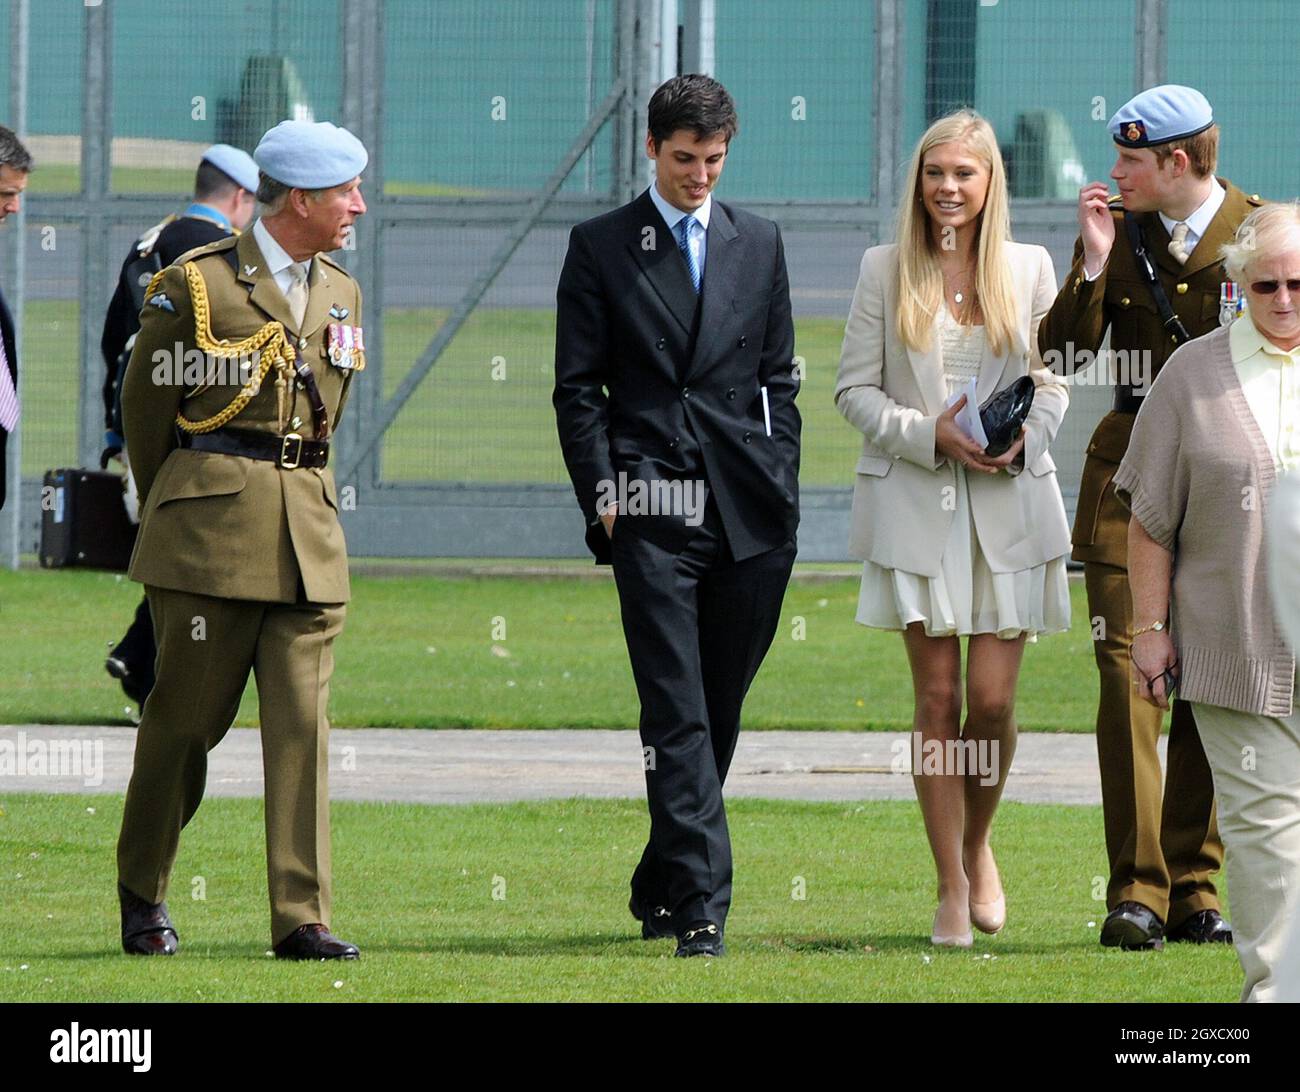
[962,632,1027,913]
[901,624,967,940]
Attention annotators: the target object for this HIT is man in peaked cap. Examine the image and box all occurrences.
[115,120,368,960]
[1040,85,1259,951]
[100,143,260,710]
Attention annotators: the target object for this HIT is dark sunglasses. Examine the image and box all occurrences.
[1249,279,1300,295]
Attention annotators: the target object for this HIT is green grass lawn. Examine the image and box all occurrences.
[0,794,1238,1002]
[18,302,859,488]
[0,568,1098,731]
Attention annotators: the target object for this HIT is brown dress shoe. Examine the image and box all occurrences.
[273,923,360,961]
[118,881,178,956]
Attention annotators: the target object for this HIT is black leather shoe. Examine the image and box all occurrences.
[1100,901,1164,950]
[674,921,725,958]
[629,895,674,940]
[105,654,153,707]
[1167,909,1233,944]
[273,924,359,961]
[118,881,178,956]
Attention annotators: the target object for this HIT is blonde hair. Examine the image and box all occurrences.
[1220,201,1300,284]
[895,110,1018,356]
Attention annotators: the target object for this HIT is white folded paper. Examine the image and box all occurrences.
[945,378,988,449]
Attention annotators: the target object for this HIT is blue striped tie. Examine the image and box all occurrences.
[676,215,701,294]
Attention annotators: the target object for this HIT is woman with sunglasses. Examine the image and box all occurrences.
[1118,201,1300,1002]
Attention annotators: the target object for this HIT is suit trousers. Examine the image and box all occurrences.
[1084,561,1223,925]
[1194,696,1300,1002]
[116,585,345,944]
[611,499,795,930]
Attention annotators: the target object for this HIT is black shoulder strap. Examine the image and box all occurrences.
[1122,211,1191,345]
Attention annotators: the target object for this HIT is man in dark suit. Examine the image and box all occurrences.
[99,144,258,706]
[553,75,800,957]
[0,125,32,514]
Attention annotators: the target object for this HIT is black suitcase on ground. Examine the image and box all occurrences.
[39,468,137,571]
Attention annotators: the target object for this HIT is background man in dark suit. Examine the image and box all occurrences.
[0,125,32,514]
[99,143,258,707]
[553,75,800,957]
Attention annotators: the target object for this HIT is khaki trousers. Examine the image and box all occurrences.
[116,586,345,944]
[1085,562,1223,925]
[1194,698,1300,1003]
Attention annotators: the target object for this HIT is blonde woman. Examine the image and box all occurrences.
[835,110,1071,947]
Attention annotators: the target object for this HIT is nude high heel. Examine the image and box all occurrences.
[931,892,974,948]
[969,890,1006,935]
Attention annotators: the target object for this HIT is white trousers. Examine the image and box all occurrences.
[1193,698,1300,1002]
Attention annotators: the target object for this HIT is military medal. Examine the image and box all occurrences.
[327,323,366,371]
[1219,281,1244,327]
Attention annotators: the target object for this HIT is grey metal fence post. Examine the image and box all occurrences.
[79,0,112,473]
[1136,0,1167,91]
[875,0,901,214]
[339,0,385,500]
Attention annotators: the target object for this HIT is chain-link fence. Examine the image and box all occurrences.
[3,0,1297,564]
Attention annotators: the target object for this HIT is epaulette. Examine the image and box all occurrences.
[317,252,355,278]
[180,234,239,261]
[134,214,179,259]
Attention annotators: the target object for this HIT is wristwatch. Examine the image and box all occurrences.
[1132,619,1167,637]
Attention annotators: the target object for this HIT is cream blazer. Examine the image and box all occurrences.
[834,242,1071,578]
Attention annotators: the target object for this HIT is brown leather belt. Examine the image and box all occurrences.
[179,427,329,469]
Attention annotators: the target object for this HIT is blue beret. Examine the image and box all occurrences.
[1109,85,1214,148]
[200,144,259,193]
[253,121,368,189]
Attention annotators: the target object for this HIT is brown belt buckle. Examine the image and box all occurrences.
[279,432,304,469]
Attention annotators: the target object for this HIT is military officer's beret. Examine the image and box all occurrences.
[1109,85,1214,148]
[253,121,369,189]
[201,143,259,193]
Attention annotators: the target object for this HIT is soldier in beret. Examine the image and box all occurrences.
[115,120,368,961]
[101,143,259,709]
[1039,85,1259,951]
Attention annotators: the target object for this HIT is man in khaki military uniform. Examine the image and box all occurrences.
[1040,86,1256,950]
[115,120,368,960]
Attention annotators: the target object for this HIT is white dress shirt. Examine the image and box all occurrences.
[253,218,312,297]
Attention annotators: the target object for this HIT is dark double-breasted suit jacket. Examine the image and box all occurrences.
[553,188,800,561]
[0,283,15,512]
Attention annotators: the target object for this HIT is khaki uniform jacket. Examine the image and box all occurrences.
[121,230,362,603]
[835,242,1071,578]
[1037,178,1260,566]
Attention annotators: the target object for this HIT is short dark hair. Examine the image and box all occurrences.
[194,159,244,201]
[0,125,33,173]
[647,74,738,150]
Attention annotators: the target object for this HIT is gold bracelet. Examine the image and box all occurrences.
[1132,619,1167,638]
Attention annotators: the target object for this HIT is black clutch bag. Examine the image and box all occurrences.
[979,377,1034,457]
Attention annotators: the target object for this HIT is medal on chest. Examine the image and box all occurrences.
[326,322,366,371]
[1219,281,1244,327]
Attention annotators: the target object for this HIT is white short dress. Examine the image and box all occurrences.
[855,309,1071,641]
